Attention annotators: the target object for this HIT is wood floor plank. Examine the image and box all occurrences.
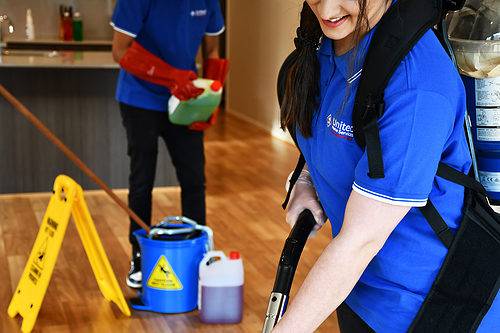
[1,113,340,332]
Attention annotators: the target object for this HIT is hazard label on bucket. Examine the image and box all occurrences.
[146,255,183,290]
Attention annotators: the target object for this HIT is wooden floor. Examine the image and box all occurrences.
[0,113,339,332]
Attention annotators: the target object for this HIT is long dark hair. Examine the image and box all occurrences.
[280,1,370,138]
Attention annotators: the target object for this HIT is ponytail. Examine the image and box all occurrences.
[280,2,322,138]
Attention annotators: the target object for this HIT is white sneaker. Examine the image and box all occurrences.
[126,249,142,289]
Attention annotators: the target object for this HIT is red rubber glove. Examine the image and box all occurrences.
[203,58,230,85]
[119,41,203,101]
[189,58,229,131]
[189,107,220,131]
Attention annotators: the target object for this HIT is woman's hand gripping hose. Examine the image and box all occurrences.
[285,169,326,234]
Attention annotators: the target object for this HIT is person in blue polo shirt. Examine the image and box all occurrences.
[273,1,499,332]
[110,0,225,289]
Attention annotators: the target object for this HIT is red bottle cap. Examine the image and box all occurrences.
[229,251,240,260]
[210,80,222,92]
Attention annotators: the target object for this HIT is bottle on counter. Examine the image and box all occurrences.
[59,5,65,40]
[62,9,73,41]
[73,12,83,41]
[26,8,35,41]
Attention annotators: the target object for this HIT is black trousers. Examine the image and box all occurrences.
[337,303,374,333]
[120,103,206,245]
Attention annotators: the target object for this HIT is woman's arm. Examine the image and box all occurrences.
[273,190,412,332]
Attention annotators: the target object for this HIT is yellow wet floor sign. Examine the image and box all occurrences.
[147,255,183,290]
[7,175,131,333]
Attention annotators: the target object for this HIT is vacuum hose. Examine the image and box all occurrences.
[262,210,317,333]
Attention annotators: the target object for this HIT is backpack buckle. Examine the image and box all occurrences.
[361,97,385,122]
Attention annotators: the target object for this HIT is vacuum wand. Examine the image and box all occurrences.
[0,84,151,233]
[262,210,317,333]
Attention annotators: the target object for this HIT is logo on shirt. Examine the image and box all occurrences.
[327,114,354,141]
[190,9,207,17]
[146,66,156,77]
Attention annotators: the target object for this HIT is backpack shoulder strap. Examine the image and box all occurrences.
[352,0,445,179]
[419,200,454,248]
[436,162,488,197]
[419,162,489,248]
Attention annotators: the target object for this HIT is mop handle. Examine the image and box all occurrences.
[262,210,316,333]
[0,84,151,233]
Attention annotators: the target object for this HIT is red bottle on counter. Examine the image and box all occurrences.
[59,5,74,42]
[62,11,73,41]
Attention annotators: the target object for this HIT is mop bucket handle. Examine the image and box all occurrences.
[149,216,214,251]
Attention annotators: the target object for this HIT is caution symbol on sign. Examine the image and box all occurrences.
[34,237,49,269]
[147,255,183,290]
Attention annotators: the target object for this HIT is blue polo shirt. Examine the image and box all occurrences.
[111,0,225,111]
[296,29,499,332]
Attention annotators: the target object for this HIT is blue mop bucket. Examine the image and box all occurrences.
[131,216,213,313]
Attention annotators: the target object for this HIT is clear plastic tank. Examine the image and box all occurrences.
[447,0,500,79]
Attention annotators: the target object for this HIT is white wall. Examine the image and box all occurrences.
[226,0,302,140]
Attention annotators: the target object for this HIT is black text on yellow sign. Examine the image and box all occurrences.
[7,175,130,333]
[147,255,184,290]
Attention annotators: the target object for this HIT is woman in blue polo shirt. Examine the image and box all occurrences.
[110,0,225,289]
[274,1,499,332]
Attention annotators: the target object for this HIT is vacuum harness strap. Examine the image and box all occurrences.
[410,178,500,332]
[352,0,444,178]
[419,199,454,249]
[363,115,385,179]
[417,162,489,249]
[277,0,498,331]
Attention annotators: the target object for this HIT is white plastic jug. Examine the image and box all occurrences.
[198,250,244,324]
[168,79,223,126]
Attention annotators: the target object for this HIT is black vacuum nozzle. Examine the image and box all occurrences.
[262,210,317,333]
[272,209,317,295]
